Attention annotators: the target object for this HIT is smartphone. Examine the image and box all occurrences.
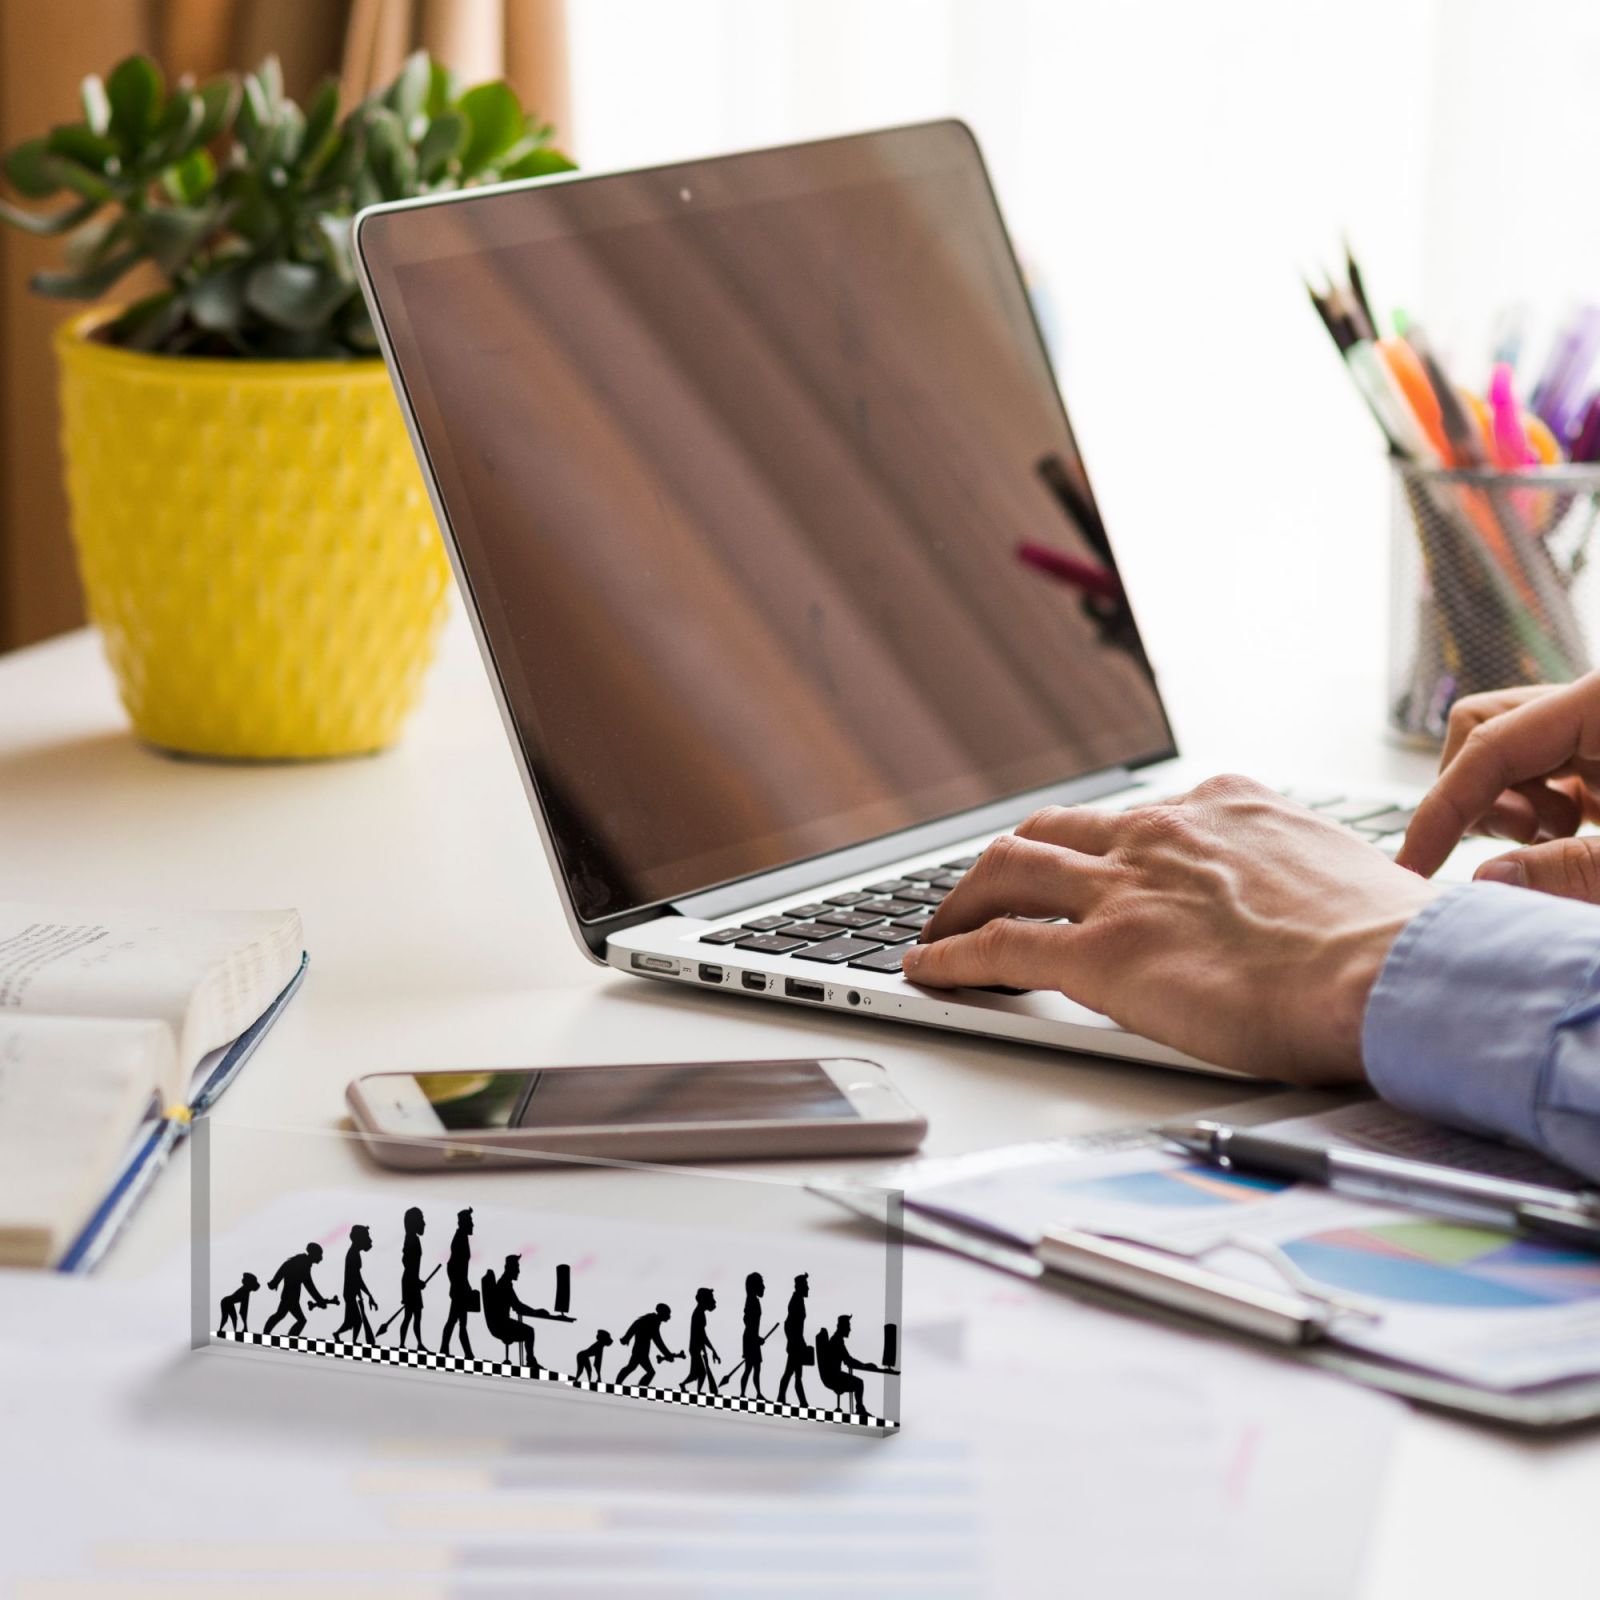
[345,1058,927,1169]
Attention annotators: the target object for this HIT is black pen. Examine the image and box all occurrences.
[1163,1119,1600,1254]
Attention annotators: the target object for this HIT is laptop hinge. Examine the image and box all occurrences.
[671,767,1143,923]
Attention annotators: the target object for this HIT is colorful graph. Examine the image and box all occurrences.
[1283,1221,1600,1310]
[1059,1164,1289,1209]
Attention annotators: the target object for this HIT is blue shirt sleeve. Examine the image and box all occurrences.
[1362,881,1600,1181]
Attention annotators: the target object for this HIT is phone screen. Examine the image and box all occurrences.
[408,1061,860,1131]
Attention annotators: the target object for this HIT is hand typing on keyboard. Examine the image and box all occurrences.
[900,775,1443,1082]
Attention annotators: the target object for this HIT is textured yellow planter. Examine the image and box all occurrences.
[55,310,451,759]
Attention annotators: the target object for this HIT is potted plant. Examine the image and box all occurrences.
[1,53,573,758]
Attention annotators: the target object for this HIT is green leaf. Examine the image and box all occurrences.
[137,204,219,274]
[237,75,270,158]
[5,138,61,198]
[299,79,341,175]
[387,51,431,124]
[458,81,523,175]
[46,125,118,172]
[46,157,114,204]
[107,289,187,351]
[147,91,204,168]
[80,75,111,137]
[316,212,355,281]
[63,211,127,270]
[318,120,366,187]
[107,55,162,151]
[425,59,461,119]
[416,111,467,180]
[189,262,248,331]
[220,167,277,244]
[31,244,141,299]
[244,259,350,331]
[264,101,306,170]
[194,78,239,146]
[363,106,415,199]
[161,147,215,205]
[255,55,283,110]
[501,145,576,180]
[0,194,98,235]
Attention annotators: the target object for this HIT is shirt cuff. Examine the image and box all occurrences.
[1361,881,1600,1147]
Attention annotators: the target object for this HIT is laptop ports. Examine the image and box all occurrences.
[631,953,678,975]
[741,972,768,992]
[698,963,725,984]
[785,978,826,1002]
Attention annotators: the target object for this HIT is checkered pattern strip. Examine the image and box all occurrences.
[216,1330,896,1430]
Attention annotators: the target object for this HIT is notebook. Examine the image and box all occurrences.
[0,906,307,1270]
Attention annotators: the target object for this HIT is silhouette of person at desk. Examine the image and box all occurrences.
[678,1286,721,1395]
[740,1271,766,1398]
[216,1271,259,1335]
[616,1303,681,1386]
[263,1242,333,1336]
[574,1330,612,1381]
[396,1206,428,1350]
[439,1208,476,1359]
[333,1224,379,1343]
[481,1253,572,1371]
[815,1314,896,1420]
[777,1272,811,1406]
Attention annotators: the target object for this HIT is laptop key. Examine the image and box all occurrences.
[700,927,747,945]
[849,946,910,973]
[931,873,966,890]
[891,911,934,928]
[865,879,915,895]
[871,927,919,944]
[824,892,874,907]
[905,867,947,882]
[793,937,883,964]
[819,909,887,931]
[742,915,796,932]
[898,886,947,906]
[780,921,843,942]
[784,903,830,918]
[735,933,808,954]
[942,857,980,870]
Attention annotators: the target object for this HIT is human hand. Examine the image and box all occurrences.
[1398,675,1600,897]
[900,776,1444,1082]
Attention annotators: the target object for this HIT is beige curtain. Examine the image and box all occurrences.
[0,0,570,652]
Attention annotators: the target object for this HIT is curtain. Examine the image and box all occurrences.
[0,0,570,652]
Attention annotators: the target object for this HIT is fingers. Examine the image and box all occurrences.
[1479,781,1584,845]
[1476,836,1600,901]
[901,916,1079,992]
[1399,678,1600,877]
[1438,685,1552,771]
[1013,803,1123,853]
[919,831,1111,943]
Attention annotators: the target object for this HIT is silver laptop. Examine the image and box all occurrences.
[354,121,1432,1079]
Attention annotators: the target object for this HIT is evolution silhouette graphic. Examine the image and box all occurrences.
[213,1203,900,1429]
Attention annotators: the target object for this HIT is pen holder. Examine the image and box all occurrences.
[1388,460,1600,746]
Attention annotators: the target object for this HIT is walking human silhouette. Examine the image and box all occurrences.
[677,1287,722,1395]
[776,1273,812,1406]
[481,1253,574,1371]
[439,1208,477,1358]
[616,1303,682,1385]
[216,1271,259,1335]
[736,1272,772,1398]
[377,1205,436,1349]
[333,1224,380,1344]
[574,1329,612,1381]
[263,1242,334,1336]
[815,1313,898,1420]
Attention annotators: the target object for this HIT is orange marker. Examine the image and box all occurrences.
[1378,337,1450,461]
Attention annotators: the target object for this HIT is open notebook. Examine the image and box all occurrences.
[0,906,306,1270]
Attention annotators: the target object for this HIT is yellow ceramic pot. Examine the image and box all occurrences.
[55,310,451,759]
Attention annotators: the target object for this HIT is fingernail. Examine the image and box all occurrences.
[1477,859,1526,887]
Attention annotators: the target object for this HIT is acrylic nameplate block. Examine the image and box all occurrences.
[191,1120,903,1431]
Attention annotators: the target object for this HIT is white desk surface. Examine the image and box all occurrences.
[2,611,1595,1598]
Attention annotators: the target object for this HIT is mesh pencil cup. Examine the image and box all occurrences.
[1388,460,1600,747]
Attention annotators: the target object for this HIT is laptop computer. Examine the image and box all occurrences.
[354,120,1449,1079]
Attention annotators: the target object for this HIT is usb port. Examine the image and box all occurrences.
[631,953,679,975]
[698,963,725,984]
[785,978,826,1002]
[741,972,767,992]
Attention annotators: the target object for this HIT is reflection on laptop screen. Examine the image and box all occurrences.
[363,124,1173,922]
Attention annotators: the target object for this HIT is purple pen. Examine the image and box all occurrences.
[1574,394,1600,464]
[1539,307,1600,443]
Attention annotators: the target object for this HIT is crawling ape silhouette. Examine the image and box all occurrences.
[216,1272,259,1335]
[574,1330,612,1381]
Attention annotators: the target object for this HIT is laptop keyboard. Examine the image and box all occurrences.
[696,788,1416,980]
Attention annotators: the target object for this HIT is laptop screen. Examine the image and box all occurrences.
[360,123,1173,923]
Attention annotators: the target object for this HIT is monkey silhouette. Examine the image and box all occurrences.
[574,1329,612,1382]
[216,1271,259,1335]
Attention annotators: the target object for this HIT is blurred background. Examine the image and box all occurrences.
[7,0,1600,756]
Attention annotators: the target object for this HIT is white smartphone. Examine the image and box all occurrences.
[345,1058,927,1169]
